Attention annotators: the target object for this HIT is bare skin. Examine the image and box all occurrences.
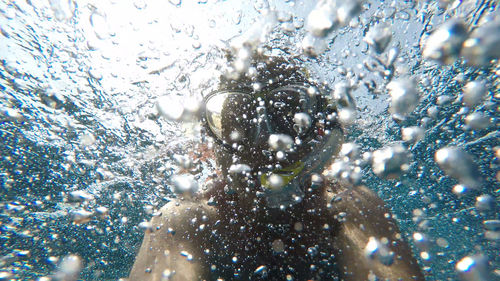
[129,179,424,280]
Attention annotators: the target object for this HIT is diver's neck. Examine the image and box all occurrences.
[210,177,326,214]
[208,179,259,209]
[230,185,261,210]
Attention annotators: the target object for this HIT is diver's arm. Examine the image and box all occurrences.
[129,200,215,281]
[327,184,425,281]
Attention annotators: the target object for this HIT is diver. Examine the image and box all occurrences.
[129,54,425,280]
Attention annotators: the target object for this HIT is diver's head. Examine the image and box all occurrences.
[202,54,343,203]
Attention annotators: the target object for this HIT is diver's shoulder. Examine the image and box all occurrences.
[158,197,216,214]
[152,197,218,230]
[322,181,385,210]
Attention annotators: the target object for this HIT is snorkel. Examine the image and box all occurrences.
[202,54,343,208]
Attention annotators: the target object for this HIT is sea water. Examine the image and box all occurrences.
[0,0,498,280]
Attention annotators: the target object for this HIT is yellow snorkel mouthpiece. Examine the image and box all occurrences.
[260,161,305,191]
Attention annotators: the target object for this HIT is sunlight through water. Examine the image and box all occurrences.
[0,0,498,280]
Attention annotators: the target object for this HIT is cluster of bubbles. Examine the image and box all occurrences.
[302,0,362,57]
[364,236,395,266]
[422,15,500,67]
[306,1,499,279]
[324,142,364,186]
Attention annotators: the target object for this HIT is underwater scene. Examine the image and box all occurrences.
[0,0,499,280]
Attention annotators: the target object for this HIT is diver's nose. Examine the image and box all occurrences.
[254,105,273,148]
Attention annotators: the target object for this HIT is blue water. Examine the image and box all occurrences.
[358,65,499,279]
[1,0,498,280]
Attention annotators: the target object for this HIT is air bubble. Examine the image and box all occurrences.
[168,0,182,7]
[306,2,336,37]
[69,190,94,202]
[387,78,419,118]
[171,174,199,195]
[162,269,174,280]
[464,112,491,131]
[80,133,96,147]
[339,142,360,160]
[293,113,312,135]
[413,232,430,250]
[138,221,152,232]
[463,80,487,107]
[272,239,285,253]
[475,194,495,212]
[173,154,193,169]
[372,145,412,180]
[301,34,327,58]
[54,254,82,281]
[157,95,201,122]
[254,265,268,277]
[452,184,468,196]
[364,237,394,266]
[268,134,294,151]
[483,220,500,231]
[294,222,303,232]
[422,19,468,64]
[229,164,251,175]
[267,174,285,190]
[401,126,424,143]
[50,0,76,21]
[310,173,323,189]
[337,108,356,126]
[434,147,482,189]
[276,151,286,161]
[436,238,449,248]
[70,209,93,224]
[456,254,492,281]
[462,18,500,66]
[364,22,392,54]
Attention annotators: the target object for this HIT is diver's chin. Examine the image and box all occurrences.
[225,171,256,191]
[224,170,268,205]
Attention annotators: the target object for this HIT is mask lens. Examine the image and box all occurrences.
[266,85,318,138]
[205,91,257,144]
[205,92,229,139]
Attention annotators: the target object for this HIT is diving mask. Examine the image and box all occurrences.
[203,83,328,152]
